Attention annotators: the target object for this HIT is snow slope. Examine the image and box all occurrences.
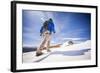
[23,40,91,63]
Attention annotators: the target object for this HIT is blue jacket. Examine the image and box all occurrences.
[40,20,56,34]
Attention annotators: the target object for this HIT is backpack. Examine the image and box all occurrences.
[43,21,48,31]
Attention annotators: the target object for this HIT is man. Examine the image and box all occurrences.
[36,18,56,56]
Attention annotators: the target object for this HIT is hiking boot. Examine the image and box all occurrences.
[36,52,43,56]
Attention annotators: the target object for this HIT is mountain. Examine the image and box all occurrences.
[23,40,91,63]
[60,40,91,51]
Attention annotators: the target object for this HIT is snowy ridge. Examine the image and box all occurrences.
[60,40,91,51]
[23,40,91,63]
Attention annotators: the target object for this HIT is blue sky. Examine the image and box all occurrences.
[22,10,91,47]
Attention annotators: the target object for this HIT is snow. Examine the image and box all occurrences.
[60,40,91,51]
[23,40,91,63]
[23,51,51,63]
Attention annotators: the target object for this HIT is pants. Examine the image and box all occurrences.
[36,31,51,53]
